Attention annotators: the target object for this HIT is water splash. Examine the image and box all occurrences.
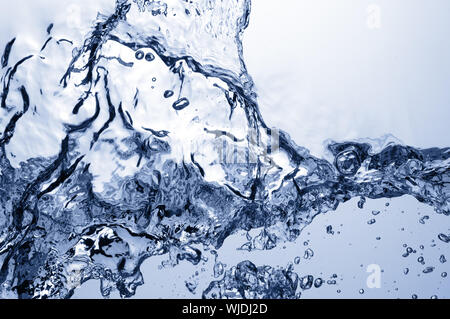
[0,0,448,298]
[203,261,302,299]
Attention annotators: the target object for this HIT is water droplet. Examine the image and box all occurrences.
[135,50,144,60]
[423,266,434,274]
[357,196,366,209]
[163,90,174,98]
[419,215,429,224]
[326,225,334,234]
[367,219,376,225]
[145,52,155,61]
[172,97,190,110]
[438,233,450,243]
[294,256,300,265]
[335,149,361,175]
[304,248,314,260]
[213,261,224,278]
[300,275,314,290]
[185,280,197,294]
[314,278,323,288]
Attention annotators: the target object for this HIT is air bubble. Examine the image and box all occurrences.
[172,97,190,110]
[135,50,144,60]
[314,278,323,288]
[145,52,155,61]
[300,275,314,290]
[304,248,314,260]
[357,196,366,209]
[164,90,174,98]
[438,233,450,243]
[423,267,434,274]
[335,149,361,175]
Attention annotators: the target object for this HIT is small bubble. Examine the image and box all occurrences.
[367,219,376,225]
[438,233,450,243]
[403,268,409,275]
[326,225,334,234]
[294,256,300,265]
[357,196,366,209]
[314,278,323,288]
[300,275,314,290]
[213,262,224,278]
[172,97,190,110]
[442,272,447,278]
[423,266,434,274]
[431,295,438,299]
[152,77,156,82]
[417,256,424,264]
[359,289,364,294]
[145,52,155,61]
[385,202,390,207]
[439,255,447,263]
[335,148,361,175]
[304,248,314,260]
[419,216,429,224]
[372,210,380,216]
[135,50,144,60]
[412,294,418,299]
[163,90,174,98]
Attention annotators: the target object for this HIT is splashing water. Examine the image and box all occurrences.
[203,261,302,299]
[0,0,449,298]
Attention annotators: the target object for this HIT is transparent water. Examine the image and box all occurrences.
[0,0,448,299]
